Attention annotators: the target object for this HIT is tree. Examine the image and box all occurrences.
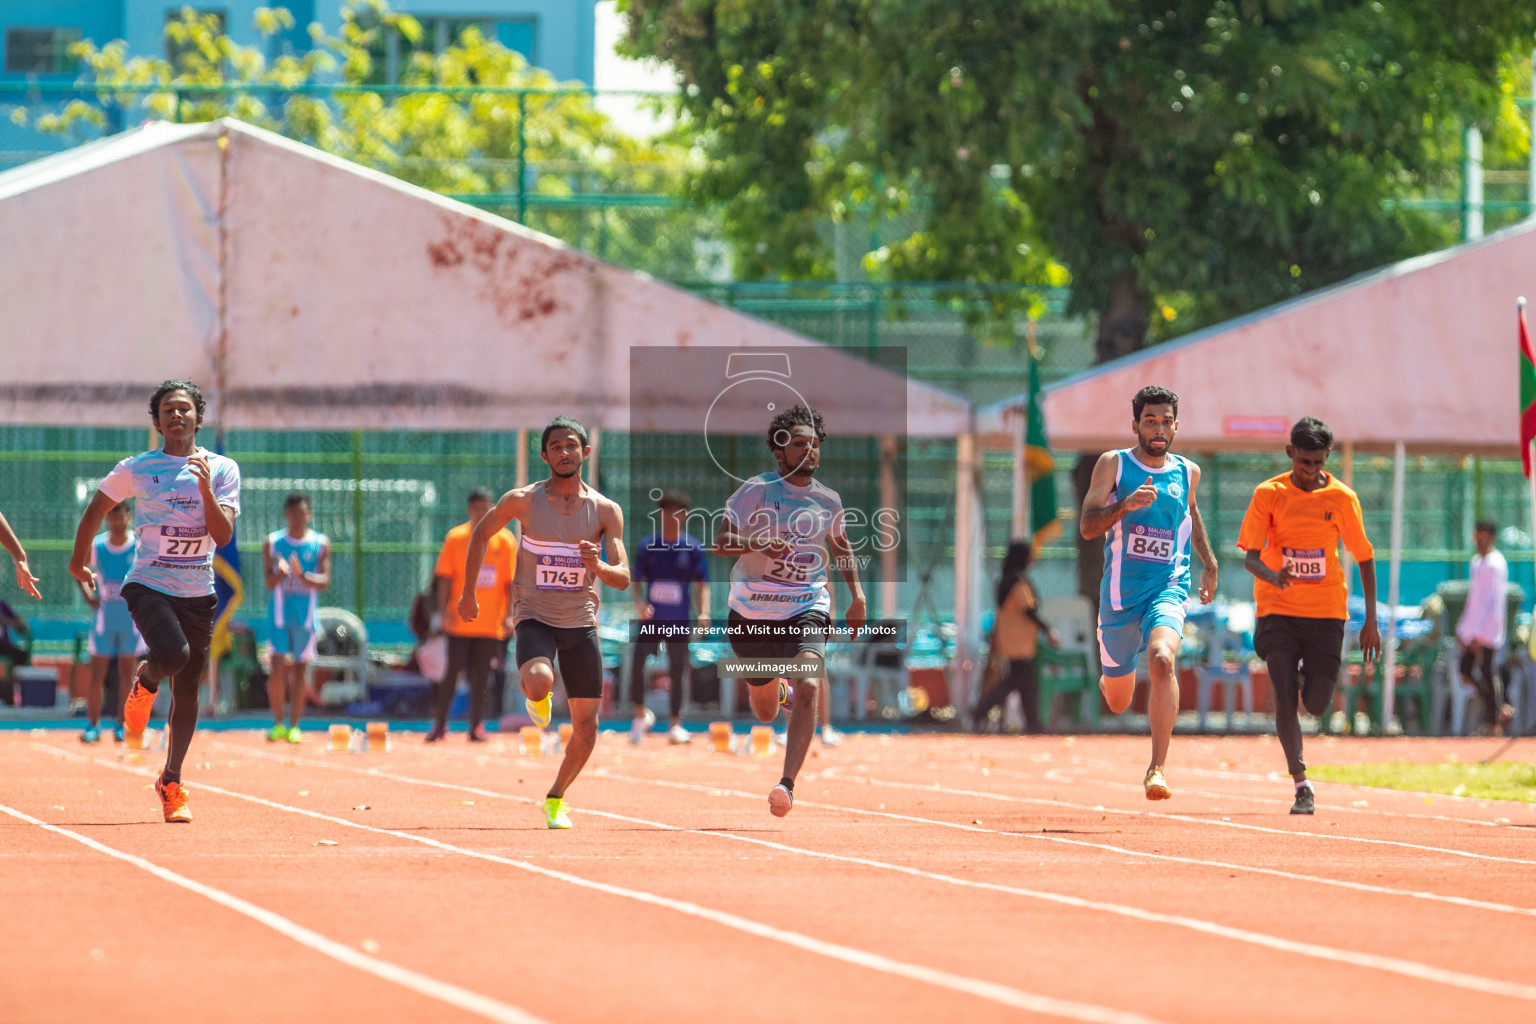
[620,0,1531,593]
[24,3,712,279]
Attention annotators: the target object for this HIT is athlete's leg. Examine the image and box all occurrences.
[1015,658,1042,734]
[779,660,821,784]
[747,679,782,722]
[123,585,193,689]
[1257,616,1307,780]
[665,640,690,727]
[113,653,136,727]
[433,636,472,732]
[1097,606,1143,714]
[1146,625,1182,771]
[85,655,109,729]
[546,628,603,799]
[464,637,495,735]
[288,661,310,728]
[162,595,215,785]
[628,639,657,715]
[268,654,291,727]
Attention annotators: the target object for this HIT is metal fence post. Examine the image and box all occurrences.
[515,91,528,223]
[352,429,365,620]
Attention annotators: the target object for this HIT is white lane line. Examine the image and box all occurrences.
[0,799,549,1024]
[193,743,1536,1002]
[1029,756,1528,828]
[815,768,1536,866]
[588,769,1536,919]
[248,738,1536,919]
[34,744,1171,1024]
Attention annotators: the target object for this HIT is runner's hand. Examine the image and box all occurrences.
[14,558,41,600]
[638,603,655,621]
[755,535,793,559]
[458,593,480,622]
[1359,619,1382,663]
[1270,565,1295,590]
[187,454,213,491]
[578,540,601,571]
[68,558,95,591]
[846,595,867,633]
[1123,481,1158,511]
[1198,566,1217,604]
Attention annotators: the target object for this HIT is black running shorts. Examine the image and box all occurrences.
[514,619,603,700]
[727,608,830,683]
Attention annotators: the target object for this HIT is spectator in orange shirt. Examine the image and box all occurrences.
[426,488,516,743]
[1237,417,1379,815]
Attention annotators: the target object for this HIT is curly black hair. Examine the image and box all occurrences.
[149,380,206,422]
[1131,385,1178,421]
[542,415,589,452]
[766,403,826,451]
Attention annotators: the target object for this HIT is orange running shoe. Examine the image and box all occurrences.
[156,777,192,823]
[122,666,156,737]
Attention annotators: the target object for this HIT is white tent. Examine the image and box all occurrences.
[980,217,1536,723]
[0,119,986,695]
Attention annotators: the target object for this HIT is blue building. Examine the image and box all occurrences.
[1,2,596,166]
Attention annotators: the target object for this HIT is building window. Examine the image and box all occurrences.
[4,27,82,75]
[165,10,227,68]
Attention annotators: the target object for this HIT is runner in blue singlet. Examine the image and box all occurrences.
[1079,386,1218,801]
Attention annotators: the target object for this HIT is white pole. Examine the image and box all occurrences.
[879,435,899,619]
[1010,411,1029,540]
[1465,125,1484,241]
[1382,440,1406,729]
[515,429,529,488]
[1528,52,1535,219]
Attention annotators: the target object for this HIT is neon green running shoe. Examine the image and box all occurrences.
[543,796,572,830]
[266,724,287,742]
[286,726,302,744]
[526,693,552,728]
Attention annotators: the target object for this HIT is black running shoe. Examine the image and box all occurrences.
[1290,785,1315,815]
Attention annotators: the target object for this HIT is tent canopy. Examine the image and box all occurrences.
[980,218,1536,454]
[0,119,969,438]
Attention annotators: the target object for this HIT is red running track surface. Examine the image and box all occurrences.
[3,731,1535,1024]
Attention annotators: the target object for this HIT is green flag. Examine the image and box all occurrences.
[1025,348,1059,544]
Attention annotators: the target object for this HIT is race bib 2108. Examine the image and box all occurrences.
[1282,547,1327,581]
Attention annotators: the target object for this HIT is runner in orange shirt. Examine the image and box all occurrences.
[1237,417,1379,815]
[426,488,517,743]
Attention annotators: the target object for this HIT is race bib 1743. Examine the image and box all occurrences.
[1125,525,1175,564]
[1282,547,1327,581]
[535,554,586,592]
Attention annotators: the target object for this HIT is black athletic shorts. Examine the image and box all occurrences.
[727,608,830,683]
[1253,614,1346,679]
[514,619,603,700]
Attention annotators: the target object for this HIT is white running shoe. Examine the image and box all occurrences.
[668,724,692,744]
[629,707,656,745]
[820,724,843,747]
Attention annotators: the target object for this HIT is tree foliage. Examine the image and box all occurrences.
[621,0,1529,353]
[25,3,712,279]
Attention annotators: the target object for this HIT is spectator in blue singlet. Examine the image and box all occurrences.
[263,492,330,744]
[1079,385,1218,802]
[74,501,144,743]
[629,490,711,745]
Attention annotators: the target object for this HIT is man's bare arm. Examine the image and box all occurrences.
[1079,451,1154,539]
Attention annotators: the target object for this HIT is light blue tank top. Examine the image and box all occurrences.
[1100,449,1192,612]
[91,534,137,634]
[268,529,326,630]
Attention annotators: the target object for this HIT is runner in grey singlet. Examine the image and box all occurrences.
[514,480,605,628]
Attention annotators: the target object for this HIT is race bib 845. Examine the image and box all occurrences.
[1125,525,1175,564]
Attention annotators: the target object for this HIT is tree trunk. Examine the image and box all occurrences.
[1074,268,1150,606]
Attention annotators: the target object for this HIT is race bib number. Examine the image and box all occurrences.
[150,525,209,564]
[649,581,685,606]
[1282,547,1327,581]
[1125,525,1175,564]
[764,551,819,586]
[476,564,500,590]
[535,554,586,592]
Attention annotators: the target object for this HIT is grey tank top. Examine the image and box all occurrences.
[513,479,604,628]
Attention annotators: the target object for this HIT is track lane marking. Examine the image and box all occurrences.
[0,798,549,1024]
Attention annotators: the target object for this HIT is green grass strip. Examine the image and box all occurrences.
[1310,761,1536,804]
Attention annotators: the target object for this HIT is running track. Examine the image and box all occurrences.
[4,731,1535,1024]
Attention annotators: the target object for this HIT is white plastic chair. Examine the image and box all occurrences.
[308,607,370,705]
[1039,595,1098,675]
[1194,626,1253,732]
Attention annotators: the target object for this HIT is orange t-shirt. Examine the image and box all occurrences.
[435,522,516,639]
[1236,473,1374,620]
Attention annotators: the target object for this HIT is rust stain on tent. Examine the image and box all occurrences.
[427,216,579,325]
